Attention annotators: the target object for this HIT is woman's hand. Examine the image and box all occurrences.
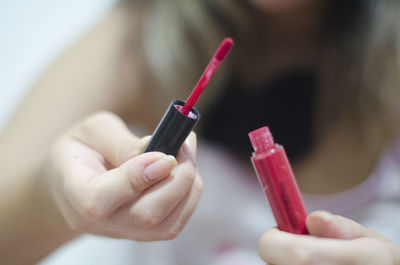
[258,211,400,264]
[46,111,203,241]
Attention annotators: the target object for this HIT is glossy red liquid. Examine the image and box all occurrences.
[249,127,308,235]
[181,38,233,115]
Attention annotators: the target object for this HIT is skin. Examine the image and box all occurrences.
[0,8,202,265]
[259,211,400,265]
[48,113,201,242]
[0,1,399,264]
[251,0,400,264]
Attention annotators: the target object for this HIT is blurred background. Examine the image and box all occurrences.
[0,2,146,264]
[0,0,116,132]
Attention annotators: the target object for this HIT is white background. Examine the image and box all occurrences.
[0,2,146,264]
[0,0,117,131]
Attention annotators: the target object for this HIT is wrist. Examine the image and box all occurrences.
[1,162,80,265]
[35,161,81,244]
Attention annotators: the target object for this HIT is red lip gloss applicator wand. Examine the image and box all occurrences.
[144,38,234,155]
[249,126,308,235]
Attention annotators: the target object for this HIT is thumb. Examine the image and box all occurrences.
[306,211,385,240]
[67,152,177,220]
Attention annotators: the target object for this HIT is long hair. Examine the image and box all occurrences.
[127,0,400,155]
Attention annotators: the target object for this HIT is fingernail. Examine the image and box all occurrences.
[185,132,197,158]
[126,136,152,158]
[314,211,333,223]
[138,136,152,150]
[144,155,177,182]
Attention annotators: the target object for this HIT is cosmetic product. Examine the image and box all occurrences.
[249,126,308,234]
[144,38,233,156]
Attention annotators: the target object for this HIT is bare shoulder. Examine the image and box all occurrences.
[0,5,144,164]
[36,5,138,115]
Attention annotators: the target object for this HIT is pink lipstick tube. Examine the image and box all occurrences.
[249,126,308,235]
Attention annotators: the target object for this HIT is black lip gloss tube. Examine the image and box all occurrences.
[143,38,233,156]
[143,99,200,156]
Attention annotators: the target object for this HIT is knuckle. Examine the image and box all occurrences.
[188,155,197,167]
[179,162,196,184]
[127,170,145,195]
[79,194,108,220]
[193,173,204,194]
[131,208,163,228]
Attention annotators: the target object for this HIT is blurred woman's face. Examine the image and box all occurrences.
[250,0,315,13]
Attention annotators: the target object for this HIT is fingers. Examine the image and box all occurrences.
[102,133,198,233]
[112,171,204,241]
[127,160,196,228]
[70,111,149,166]
[306,211,387,240]
[64,150,177,220]
[183,131,197,160]
[258,213,400,265]
[125,134,198,228]
[55,111,201,241]
[258,228,389,265]
[145,171,203,241]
